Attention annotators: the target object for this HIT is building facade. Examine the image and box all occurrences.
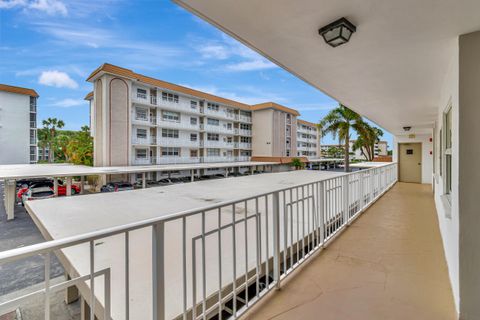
[296,120,320,158]
[0,84,38,164]
[86,64,320,176]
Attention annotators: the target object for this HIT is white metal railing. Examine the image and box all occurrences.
[238,129,252,136]
[0,163,397,320]
[239,115,252,123]
[133,96,199,114]
[157,120,199,131]
[132,136,157,145]
[203,125,235,135]
[238,142,252,149]
[203,141,234,149]
[157,138,199,148]
[203,109,236,121]
[157,157,200,164]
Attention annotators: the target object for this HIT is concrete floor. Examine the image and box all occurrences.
[243,183,457,320]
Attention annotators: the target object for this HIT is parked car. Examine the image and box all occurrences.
[157,178,173,186]
[21,186,55,205]
[100,182,134,192]
[16,178,53,190]
[17,180,80,199]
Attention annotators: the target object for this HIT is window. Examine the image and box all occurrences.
[162,111,180,122]
[30,146,36,162]
[190,117,197,125]
[30,97,37,112]
[136,108,148,121]
[161,147,180,156]
[30,129,36,145]
[162,92,179,103]
[443,106,452,196]
[162,129,179,138]
[136,149,147,159]
[190,101,198,110]
[240,136,251,143]
[207,133,219,141]
[190,134,197,141]
[137,88,147,99]
[240,123,250,130]
[137,129,147,139]
[207,118,219,126]
[207,148,220,156]
[226,123,232,129]
[207,102,219,111]
[190,150,198,157]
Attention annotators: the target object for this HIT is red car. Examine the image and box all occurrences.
[17,180,80,200]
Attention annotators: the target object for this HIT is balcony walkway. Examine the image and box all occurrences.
[244,182,456,320]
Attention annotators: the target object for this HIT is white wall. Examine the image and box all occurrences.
[433,41,460,313]
[393,133,433,184]
[0,91,31,164]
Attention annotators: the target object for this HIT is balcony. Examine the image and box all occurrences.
[202,124,235,135]
[132,157,154,165]
[1,164,408,320]
[238,129,252,136]
[237,142,252,149]
[203,140,234,149]
[133,95,199,114]
[245,182,456,320]
[203,108,237,121]
[132,136,156,145]
[201,156,237,163]
[157,120,199,131]
[157,156,200,164]
[157,138,199,148]
[239,115,252,123]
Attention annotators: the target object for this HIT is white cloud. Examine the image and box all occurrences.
[56,99,86,108]
[198,45,230,60]
[0,0,26,9]
[225,59,276,72]
[50,98,85,108]
[29,0,67,15]
[180,83,287,105]
[195,35,278,72]
[0,0,67,15]
[38,70,78,89]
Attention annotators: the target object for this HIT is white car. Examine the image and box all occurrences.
[21,186,55,205]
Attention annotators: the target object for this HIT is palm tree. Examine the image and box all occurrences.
[352,123,384,161]
[319,104,364,172]
[41,117,65,163]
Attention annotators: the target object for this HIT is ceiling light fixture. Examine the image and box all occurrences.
[318,17,356,47]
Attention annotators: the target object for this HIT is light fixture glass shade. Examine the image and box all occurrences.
[318,17,356,47]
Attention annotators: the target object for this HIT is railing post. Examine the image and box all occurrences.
[272,191,281,289]
[319,181,325,246]
[359,171,364,210]
[343,175,349,226]
[152,222,165,320]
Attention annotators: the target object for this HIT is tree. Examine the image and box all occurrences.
[66,126,93,166]
[290,157,305,170]
[319,104,364,172]
[40,117,65,163]
[352,122,384,161]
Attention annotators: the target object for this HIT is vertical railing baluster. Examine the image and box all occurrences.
[104,269,111,320]
[272,191,281,289]
[90,240,95,320]
[217,208,223,320]
[152,222,165,320]
[289,188,294,268]
[201,212,206,320]
[125,231,130,320]
[282,191,287,274]
[265,195,269,289]
[182,217,187,320]
[232,204,237,317]
[44,252,50,320]
[244,200,249,307]
[255,198,260,299]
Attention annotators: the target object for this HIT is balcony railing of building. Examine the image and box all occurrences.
[156,156,201,164]
[202,124,235,135]
[157,120,199,131]
[236,142,252,149]
[203,140,235,149]
[239,115,252,123]
[238,129,252,136]
[0,163,397,320]
[132,136,157,145]
[202,108,237,121]
[157,138,199,148]
[133,95,200,115]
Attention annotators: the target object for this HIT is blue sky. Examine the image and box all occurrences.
[0,0,392,147]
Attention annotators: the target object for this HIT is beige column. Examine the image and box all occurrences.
[142,172,146,189]
[80,176,85,194]
[53,178,59,196]
[66,177,72,196]
[5,180,15,220]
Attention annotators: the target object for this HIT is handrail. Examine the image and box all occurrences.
[0,162,396,263]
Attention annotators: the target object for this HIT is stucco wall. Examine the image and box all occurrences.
[393,133,433,184]
[458,30,480,319]
[0,91,31,164]
[252,109,273,156]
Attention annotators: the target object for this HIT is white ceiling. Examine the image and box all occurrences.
[174,0,480,135]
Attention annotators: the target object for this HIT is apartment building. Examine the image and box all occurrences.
[86,64,320,179]
[296,119,320,158]
[250,102,299,157]
[0,84,38,164]
[349,139,388,160]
